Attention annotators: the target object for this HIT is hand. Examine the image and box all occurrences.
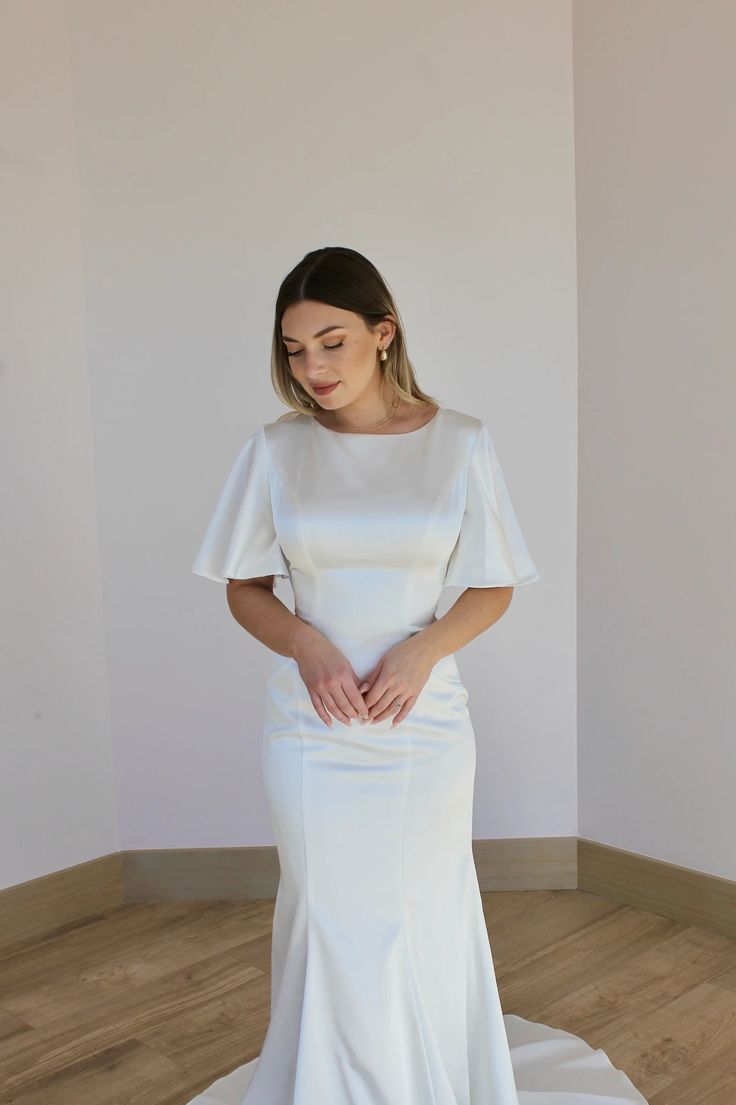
[358,636,437,727]
[293,629,370,728]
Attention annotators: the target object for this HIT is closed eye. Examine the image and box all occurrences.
[286,341,344,358]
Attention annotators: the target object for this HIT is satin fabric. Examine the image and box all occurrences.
[190,407,647,1105]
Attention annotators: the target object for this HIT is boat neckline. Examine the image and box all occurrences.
[309,405,443,438]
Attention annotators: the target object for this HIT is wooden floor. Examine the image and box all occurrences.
[1,888,736,1104]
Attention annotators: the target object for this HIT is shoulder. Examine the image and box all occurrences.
[227,416,295,464]
[268,410,307,431]
[258,411,311,476]
[265,410,308,444]
[438,407,485,449]
[440,407,482,431]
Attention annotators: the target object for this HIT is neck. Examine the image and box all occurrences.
[324,391,401,433]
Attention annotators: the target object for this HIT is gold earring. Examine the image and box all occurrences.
[379,347,388,361]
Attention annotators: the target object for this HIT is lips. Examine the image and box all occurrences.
[313,382,339,395]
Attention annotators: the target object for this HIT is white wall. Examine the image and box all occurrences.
[61,0,574,863]
[12,0,728,892]
[574,0,736,879]
[0,1,119,890]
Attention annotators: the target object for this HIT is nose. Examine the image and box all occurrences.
[305,363,330,380]
[300,357,325,377]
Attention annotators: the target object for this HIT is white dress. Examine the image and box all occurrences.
[190,406,648,1105]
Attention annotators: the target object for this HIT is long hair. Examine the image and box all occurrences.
[270,247,438,415]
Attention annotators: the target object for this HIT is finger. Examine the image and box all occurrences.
[334,683,367,721]
[357,683,373,712]
[373,696,406,723]
[349,692,370,720]
[322,692,352,726]
[391,696,416,727]
[365,685,386,718]
[364,680,390,713]
[349,677,371,718]
[359,669,382,707]
[369,688,402,722]
[354,663,376,691]
[309,691,333,728]
[347,667,372,717]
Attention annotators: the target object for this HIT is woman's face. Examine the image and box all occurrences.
[281,300,394,409]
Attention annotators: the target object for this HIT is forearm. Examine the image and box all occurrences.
[226,582,513,667]
[413,586,514,664]
[226,583,318,661]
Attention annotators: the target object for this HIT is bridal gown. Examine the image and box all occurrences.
[190,406,648,1105]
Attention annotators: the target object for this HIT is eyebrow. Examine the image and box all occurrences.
[281,324,345,343]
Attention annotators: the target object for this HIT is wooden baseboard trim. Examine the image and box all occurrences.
[122,846,281,902]
[578,836,736,940]
[0,852,122,952]
[2,837,734,950]
[472,836,578,890]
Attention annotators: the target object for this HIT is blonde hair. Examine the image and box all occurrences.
[270,247,438,416]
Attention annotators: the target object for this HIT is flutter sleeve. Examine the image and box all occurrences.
[191,425,290,584]
[443,422,540,588]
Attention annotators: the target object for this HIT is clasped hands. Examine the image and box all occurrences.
[294,628,438,730]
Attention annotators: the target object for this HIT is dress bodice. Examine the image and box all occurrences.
[192,406,539,673]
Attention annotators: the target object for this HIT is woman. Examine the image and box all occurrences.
[189,247,647,1104]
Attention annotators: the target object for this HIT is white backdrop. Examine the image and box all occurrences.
[7,0,728,892]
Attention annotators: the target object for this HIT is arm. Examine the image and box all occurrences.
[226,577,318,661]
[411,586,514,665]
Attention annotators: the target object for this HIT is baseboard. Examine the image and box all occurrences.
[1,837,734,951]
[472,836,578,891]
[578,837,736,940]
[123,845,281,902]
[0,852,123,952]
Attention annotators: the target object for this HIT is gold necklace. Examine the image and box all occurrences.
[326,392,401,433]
[361,393,400,431]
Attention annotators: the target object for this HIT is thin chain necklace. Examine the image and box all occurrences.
[361,392,401,431]
[325,391,401,433]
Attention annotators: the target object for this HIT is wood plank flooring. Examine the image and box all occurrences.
[1,889,735,1104]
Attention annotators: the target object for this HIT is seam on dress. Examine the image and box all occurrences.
[290,420,321,627]
[290,657,311,1099]
[399,724,438,1103]
[260,423,292,579]
[442,428,477,587]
